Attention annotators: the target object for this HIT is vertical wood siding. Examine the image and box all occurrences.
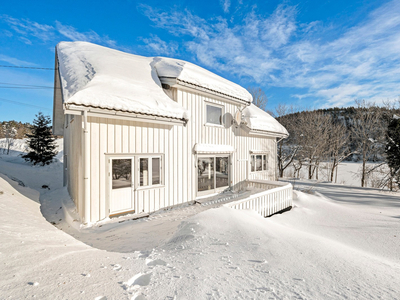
[69,88,278,222]
[64,114,84,220]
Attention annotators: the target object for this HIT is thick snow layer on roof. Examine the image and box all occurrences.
[243,104,288,136]
[56,42,189,120]
[153,57,252,104]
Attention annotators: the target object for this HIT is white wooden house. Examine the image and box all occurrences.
[53,42,291,223]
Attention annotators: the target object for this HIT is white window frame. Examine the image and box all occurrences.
[205,102,224,127]
[137,154,164,190]
[196,154,230,197]
[250,153,268,173]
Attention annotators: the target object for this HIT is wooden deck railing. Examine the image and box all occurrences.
[225,180,293,217]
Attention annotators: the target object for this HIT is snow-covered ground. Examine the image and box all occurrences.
[284,161,389,188]
[0,139,399,299]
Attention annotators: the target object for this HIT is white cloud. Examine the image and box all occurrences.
[1,15,120,50]
[55,21,117,48]
[1,15,54,41]
[142,35,177,55]
[0,54,37,66]
[220,0,231,13]
[143,0,400,108]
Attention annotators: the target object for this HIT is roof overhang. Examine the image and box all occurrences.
[65,104,187,127]
[160,77,251,107]
[242,124,289,139]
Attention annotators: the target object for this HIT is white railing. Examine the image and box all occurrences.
[225,180,293,217]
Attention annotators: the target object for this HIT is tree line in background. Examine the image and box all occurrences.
[0,121,31,154]
[1,113,57,165]
[274,99,400,191]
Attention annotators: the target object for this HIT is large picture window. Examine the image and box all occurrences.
[206,104,223,125]
[198,156,229,193]
[139,155,162,187]
[250,154,268,172]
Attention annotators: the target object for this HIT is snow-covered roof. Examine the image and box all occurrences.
[153,57,252,104]
[56,42,189,120]
[242,104,288,137]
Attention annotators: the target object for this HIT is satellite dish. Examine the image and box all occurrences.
[234,109,242,125]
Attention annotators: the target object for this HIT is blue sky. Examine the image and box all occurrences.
[0,0,399,123]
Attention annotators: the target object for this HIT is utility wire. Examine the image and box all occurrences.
[0,87,54,89]
[0,82,60,89]
[0,97,50,111]
[0,65,55,70]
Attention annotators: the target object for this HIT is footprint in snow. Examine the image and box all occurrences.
[112,264,122,271]
[28,282,39,286]
[94,296,107,300]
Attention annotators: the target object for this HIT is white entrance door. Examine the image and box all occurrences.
[110,158,135,215]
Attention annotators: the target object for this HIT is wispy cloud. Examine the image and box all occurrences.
[55,21,117,48]
[0,54,37,66]
[141,35,177,55]
[1,15,54,42]
[1,15,120,50]
[142,0,400,107]
[220,0,231,13]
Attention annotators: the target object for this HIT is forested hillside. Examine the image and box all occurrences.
[275,100,400,189]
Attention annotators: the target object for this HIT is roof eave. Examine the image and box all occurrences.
[159,76,251,106]
[64,103,187,126]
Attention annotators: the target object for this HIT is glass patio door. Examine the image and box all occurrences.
[197,155,229,195]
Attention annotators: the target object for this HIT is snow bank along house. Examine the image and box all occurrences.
[53,42,292,223]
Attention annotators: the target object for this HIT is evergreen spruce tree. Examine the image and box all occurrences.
[23,112,58,166]
[385,116,400,189]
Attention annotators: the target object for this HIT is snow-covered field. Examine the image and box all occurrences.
[284,161,389,188]
[0,139,399,299]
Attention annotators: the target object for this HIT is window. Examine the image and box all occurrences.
[139,156,162,187]
[250,154,268,172]
[206,104,223,125]
[112,159,132,189]
[198,156,229,193]
[140,158,149,186]
[152,157,160,185]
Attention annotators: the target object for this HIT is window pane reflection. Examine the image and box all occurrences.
[140,158,149,186]
[152,157,160,185]
[112,159,131,189]
[216,157,229,188]
[206,105,222,125]
[198,157,214,191]
[256,155,262,171]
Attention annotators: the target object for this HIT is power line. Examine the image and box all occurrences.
[0,65,55,70]
[0,82,60,89]
[0,86,54,89]
[0,86,56,90]
[0,97,50,111]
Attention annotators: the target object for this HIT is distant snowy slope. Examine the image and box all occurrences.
[0,138,63,161]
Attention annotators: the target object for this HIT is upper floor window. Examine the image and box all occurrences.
[206,103,223,125]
